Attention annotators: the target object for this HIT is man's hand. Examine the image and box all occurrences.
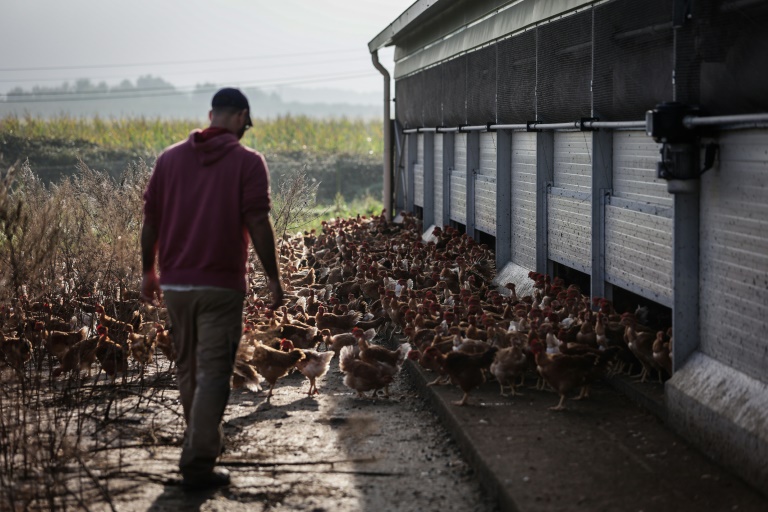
[267,278,284,310]
[141,270,162,306]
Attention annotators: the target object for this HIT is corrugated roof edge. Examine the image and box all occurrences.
[368,0,450,52]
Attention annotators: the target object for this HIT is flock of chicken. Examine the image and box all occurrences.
[0,299,173,385]
[0,210,672,411]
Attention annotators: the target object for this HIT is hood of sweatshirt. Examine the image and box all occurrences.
[189,128,241,166]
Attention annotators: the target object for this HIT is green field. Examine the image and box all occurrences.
[0,114,385,210]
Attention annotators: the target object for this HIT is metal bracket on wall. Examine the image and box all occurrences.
[526,120,541,132]
[580,117,599,131]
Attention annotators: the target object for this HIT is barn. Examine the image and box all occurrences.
[368,0,768,492]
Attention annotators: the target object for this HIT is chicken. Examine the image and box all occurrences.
[652,330,672,378]
[315,305,360,332]
[323,327,375,357]
[232,360,264,392]
[427,345,498,406]
[95,326,128,383]
[355,328,410,396]
[531,340,612,411]
[53,335,99,378]
[95,304,133,345]
[284,339,334,396]
[278,322,321,350]
[128,329,156,375]
[47,327,89,363]
[154,324,176,363]
[249,341,305,399]
[0,332,33,373]
[489,344,528,397]
[622,313,661,382]
[339,344,395,398]
[411,342,452,386]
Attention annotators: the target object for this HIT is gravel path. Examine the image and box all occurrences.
[102,354,498,512]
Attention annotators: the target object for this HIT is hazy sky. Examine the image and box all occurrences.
[0,0,413,97]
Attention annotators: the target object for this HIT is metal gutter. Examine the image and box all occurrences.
[371,50,393,219]
[368,0,452,52]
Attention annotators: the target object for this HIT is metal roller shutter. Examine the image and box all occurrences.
[511,132,537,270]
[605,131,672,304]
[450,134,467,224]
[548,131,592,273]
[474,132,497,235]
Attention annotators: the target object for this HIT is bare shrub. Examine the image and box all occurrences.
[0,161,61,303]
[271,166,321,241]
[0,159,162,511]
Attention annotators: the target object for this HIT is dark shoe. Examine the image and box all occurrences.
[181,467,231,491]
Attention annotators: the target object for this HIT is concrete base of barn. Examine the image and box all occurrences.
[402,355,768,512]
[666,351,768,496]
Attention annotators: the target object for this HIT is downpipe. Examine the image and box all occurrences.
[371,50,392,220]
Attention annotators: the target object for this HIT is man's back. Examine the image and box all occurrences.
[143,129,271,292]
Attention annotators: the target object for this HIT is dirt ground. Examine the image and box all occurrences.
[54,354,499,512]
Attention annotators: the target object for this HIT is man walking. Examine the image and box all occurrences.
[141,87,283,490]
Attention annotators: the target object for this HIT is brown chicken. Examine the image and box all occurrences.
[278,322,321,350]
[323,327,375,357]
[339,344,395,398]
[95,305,133,345]
[53,335,99,378]
[622,313,660,382]
[95,326,128,384]
[652,330,672,378]
[249,340,305,399]
[47,327,89,363]
[428,345,498,406]
[154,324,176,363]
[410,343,450,386]
[283,339,334,396]
[315,305,360,332]
[0,332,33,373]
[232,360,264,392]
[355,328,410,396]
[531,340,613,410]
[128,329,156,375]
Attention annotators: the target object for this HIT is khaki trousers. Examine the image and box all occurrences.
[164,289,244,477]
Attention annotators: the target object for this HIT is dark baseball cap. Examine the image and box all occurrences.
[212,87,252,128]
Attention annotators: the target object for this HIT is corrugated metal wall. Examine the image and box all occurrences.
[434,133,444,227]
[700,130,768,384]
[611,132,671,206]
[414,134,425,207]
[548,131,593,273]
[475,132,497,235]
[553,131,593,194]
[450,134,468,224]
[605,131,673,304]
[511,132,537,270]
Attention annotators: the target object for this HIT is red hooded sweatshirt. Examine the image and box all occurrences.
[143,128,271,292]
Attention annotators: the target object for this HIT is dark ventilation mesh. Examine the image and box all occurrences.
[537,10,593,122]
[396,73,425,128]
[442,54,467,126]
[422,65,443,126]
[466,45,497,124]
[677,0,768,115]
[593,0,674,121]
[497,30,536,123]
